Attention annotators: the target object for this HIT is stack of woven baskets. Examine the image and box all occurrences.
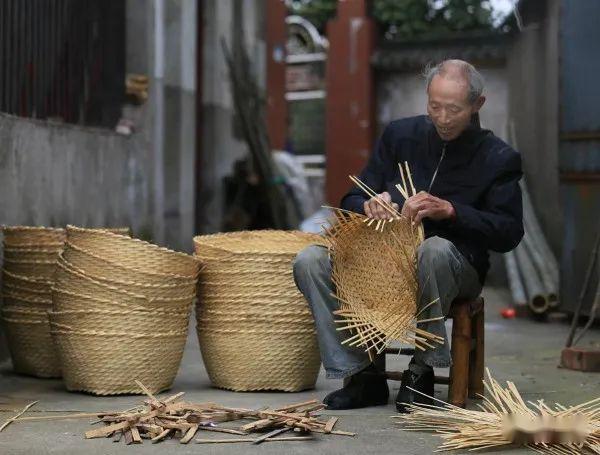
[49,225,201,395]
[1,226,65,377]
[193,230,323,392]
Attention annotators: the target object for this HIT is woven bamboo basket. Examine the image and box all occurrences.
[2,269,53,295]
[3,259,57,278]
[48,308,190,334]
[2,290,53,309]
[326,210,443,356]
[54,257,195,310]
[1,308,61,378]
[54,257,150,307]
[193,230,324,392]
[3,248,62,263]
[62,241,198,287]
[49,322,187,395]
[1,226,65,246]
[66,225,201,278]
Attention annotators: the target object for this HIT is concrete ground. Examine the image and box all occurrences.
[1,286,599,455]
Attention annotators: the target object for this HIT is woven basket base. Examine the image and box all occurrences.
[50,330,187,395]
[196,327,321,392]
[2,318,61,378]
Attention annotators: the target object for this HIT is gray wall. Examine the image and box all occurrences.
[198,0,267,234]
[506,0,561,253]
[0,114,153,233]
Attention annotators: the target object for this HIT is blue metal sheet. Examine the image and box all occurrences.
[560,1,600,132]
[559,142,600,172]
[560,182,600,315]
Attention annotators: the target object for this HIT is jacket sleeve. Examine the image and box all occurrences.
[340,125,393,214]
[448,151,524,253]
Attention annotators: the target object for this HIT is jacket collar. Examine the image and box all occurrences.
[425,116,491,168]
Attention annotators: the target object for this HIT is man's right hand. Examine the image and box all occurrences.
[363,191,399,219]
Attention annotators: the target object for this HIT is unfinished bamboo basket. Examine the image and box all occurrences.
[66,225,201,278]
[324,167,443,357]
[49,322,187,395]
[193,230,324,392]
[0,308,61,378]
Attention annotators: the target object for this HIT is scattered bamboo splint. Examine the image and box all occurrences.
[80,381,354,445]
[393,369,600,454]
[324,164,442,358]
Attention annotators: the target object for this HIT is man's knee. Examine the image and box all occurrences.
[418,236,454,271]
[292,245,330,279]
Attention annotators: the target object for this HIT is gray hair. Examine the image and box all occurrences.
[424,60,485,104]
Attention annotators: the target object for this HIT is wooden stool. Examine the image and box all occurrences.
[382,297,485,408]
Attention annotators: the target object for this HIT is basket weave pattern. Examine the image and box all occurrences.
[47,226,200,395]
[0,226,64,377]
[194,230,324,392]
[326,210,443,356]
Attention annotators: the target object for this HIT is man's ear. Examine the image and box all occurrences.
[473,95,486,112]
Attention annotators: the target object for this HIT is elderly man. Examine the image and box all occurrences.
[293,60,523,412]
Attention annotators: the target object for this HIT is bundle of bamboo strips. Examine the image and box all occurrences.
[393,369,600,454]
[324,164,443,357]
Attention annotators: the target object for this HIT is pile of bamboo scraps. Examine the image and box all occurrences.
[73,381,352,445]
[393,369,600,454]
[324,164,444,357]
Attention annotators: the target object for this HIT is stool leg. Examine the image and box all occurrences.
[468,308,485,399]
[449,304,471,408]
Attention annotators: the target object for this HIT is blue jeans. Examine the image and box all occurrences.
[292,236,482,379]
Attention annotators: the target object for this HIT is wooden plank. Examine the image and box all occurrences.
[197,426,247,436]
[324,417,338,434]
[124,429,134,445]
[180,424,199,444]
[239,418,273,432]
[130,426,142,444]
[151,428,171,444]
[253,427,289,445]
[195,436,314,444]
[273,400,320,413]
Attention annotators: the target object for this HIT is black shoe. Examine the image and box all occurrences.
[323,365,389,410]
[395,368,434,413]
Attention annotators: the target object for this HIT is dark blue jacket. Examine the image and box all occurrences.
[340,115,524,284]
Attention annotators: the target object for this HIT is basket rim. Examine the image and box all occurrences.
[2,225,65,233]
[193,230,324,256]
[67,225,201,268]
[63,241,200,282]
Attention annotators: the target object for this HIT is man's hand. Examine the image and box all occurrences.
[363,192,399,220]
[401,191,456,224]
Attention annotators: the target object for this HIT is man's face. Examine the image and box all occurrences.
[426,74,483,141]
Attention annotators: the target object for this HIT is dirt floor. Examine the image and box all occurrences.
[1,285,599,455]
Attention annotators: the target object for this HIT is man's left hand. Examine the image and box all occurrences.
[401,191,456,224]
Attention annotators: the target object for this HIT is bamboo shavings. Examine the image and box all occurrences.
[393,369,600,454]
[80,382,354,445]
